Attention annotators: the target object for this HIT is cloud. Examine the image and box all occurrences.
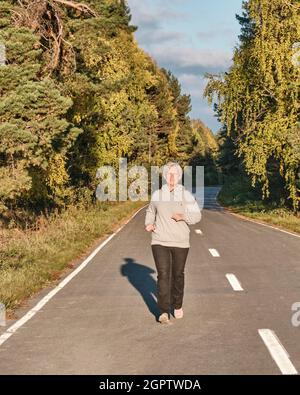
[129,0,184,29]
[178,73,208,98]
[148,47,232,74]
[137,30,186,45]
[155,47,231,68]
[129,0,188,47]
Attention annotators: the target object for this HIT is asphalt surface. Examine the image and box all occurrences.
[0,187,300,375]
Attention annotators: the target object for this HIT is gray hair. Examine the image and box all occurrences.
[162,161,183,181]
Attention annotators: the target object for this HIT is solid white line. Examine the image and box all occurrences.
[209,248,220,257]
[258,329,298,375]
[226,274,244,291]
[0,204,147,348]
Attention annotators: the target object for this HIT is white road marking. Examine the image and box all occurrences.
[0,205,148,348]
[195,229,203,235]
[226,274,244,291]
[209,248,220,257]
[258,329,298,375]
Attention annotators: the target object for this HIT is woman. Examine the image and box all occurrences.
[145,161,202,325]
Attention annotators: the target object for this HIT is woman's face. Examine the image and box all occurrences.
[166,165,180,188]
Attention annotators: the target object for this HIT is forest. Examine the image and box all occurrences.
[0,0,219,228]
[205,0,299,212]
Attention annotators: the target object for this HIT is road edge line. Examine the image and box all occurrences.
[258,329,298,375]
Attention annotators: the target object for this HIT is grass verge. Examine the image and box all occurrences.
[217,177,300,235]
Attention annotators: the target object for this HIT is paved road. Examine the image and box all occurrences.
[0,187,300,374]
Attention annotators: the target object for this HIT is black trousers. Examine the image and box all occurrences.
[151,244,190,314]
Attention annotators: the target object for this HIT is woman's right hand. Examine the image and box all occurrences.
[145,224,156,232]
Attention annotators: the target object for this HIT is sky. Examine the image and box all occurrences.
[127,0,244,133]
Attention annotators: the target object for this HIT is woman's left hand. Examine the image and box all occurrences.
[171,213,185,222]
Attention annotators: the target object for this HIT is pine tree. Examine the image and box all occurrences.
[0,1,81,214]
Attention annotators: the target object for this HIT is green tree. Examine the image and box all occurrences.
[162,69,193,164]
[205,0,300,210]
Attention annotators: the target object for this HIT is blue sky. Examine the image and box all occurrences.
[127,0,244,133]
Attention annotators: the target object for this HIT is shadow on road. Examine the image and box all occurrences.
[120,258,159,319]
